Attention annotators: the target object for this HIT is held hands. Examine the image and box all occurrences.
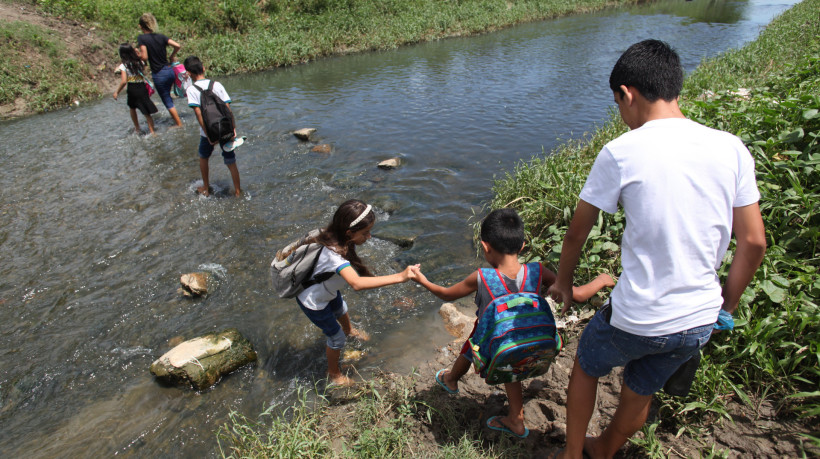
[408,264,427,284]
[401,264,421,282]
[547,282,574,314]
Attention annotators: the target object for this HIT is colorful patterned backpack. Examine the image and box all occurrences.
[468,262,562,385]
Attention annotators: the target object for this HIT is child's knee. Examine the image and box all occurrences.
[327,328,346,350]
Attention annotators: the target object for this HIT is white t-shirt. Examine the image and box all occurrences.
[296,246,351,311]
[186,79,231,138]
[579,118,760,336]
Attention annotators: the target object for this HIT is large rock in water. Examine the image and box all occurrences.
[150,328,257,390]
[179,272,210,297]
[439,303,475,340]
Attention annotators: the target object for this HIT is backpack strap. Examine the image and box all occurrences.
[479,264,530,299]
[521,262,543,294]
[207,80,214,91]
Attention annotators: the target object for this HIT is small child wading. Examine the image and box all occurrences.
[113,43,158,135]
[287,199,419,386]
[411,209,614,438]
[184,55,243,197]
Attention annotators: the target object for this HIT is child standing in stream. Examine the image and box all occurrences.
[113,43,157,135]
[289,199,419,386]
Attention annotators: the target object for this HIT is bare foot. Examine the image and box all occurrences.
[196,185,210,196]
[596,273,616,288]
[328,373,355,387]
[348,328,370,341]
[234,188,242,197]
[488,415,527,437]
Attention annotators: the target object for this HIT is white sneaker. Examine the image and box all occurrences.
[223,136,246,152]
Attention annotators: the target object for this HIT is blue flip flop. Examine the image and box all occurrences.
[435,369,459,394]
[486,415,529,438]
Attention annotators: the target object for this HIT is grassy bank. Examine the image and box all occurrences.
[215,2,817,458]
[1,0,640,117]
[491,0,820,447]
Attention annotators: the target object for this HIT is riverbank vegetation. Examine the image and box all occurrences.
[1,0,640,117]
[217,0,818,457]
[491,0,820,450]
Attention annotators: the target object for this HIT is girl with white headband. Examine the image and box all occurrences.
[296,199,418,386]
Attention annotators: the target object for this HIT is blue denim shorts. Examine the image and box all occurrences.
[577,302,713,396]
[198,136,236,165]
[297,291,348,338]
[153,65,176,109]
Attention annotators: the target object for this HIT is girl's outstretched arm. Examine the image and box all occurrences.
[411,267,478,302]
[339,264,419,291]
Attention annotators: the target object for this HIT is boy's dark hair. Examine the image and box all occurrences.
[183,56,204,76]
[480,208,525,255]
[609,39,683,102]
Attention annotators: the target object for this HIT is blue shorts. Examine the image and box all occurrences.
[577,302,712,396]
[297,291,348,347]
[198,136,236,165]
[153,65,176,109]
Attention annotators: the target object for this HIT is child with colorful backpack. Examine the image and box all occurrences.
[274,199,419,386]
[113,43,158,135]
[183,55,244,197]
[410,208,614,438]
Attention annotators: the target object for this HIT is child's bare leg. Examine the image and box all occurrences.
[145,114,155,135]
[440,354,471,392]
[489,381,526,436]
[572,273,616,302]
[326,346,353,386]
[338,313,369,341]
[129,108,141,133]
[198,157,210,196]
[226,163,242,197]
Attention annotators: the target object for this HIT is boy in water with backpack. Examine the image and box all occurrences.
[184,55,244,197]
[411,209,614,438]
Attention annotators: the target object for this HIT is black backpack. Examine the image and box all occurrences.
[193,80,235,144]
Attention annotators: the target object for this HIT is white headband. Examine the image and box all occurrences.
[349,204,372,228]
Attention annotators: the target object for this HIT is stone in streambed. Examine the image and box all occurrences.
[179,272,210,297]
[378,157,401,169]
[149,328,257,390]
[311,144,332,154]
[439,303,474,340]
[293,128,316,140]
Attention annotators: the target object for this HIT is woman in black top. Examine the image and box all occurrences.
[137,13,182,127]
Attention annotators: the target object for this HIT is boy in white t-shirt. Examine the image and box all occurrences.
[549,40,766,459]
[184,56,243,197]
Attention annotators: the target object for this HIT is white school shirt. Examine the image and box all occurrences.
[579,118,760,336]
[186,79,231,138]
[296,246,351,311]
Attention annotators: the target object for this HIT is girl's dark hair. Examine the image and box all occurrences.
[118,43,144,76]
[313,199,375,276]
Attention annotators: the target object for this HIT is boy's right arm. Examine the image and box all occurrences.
[411,267,478,302]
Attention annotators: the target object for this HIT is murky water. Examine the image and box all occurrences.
[0,0,798,456]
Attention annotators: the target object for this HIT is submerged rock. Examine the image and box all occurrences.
[149,328,257,390]
[311,144,332,154]
[293,128,316,140]
[179,272,210,297]
[439,303,475,340]
[378,157,401,169]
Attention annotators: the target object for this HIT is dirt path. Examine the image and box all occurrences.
[0,1,118,118]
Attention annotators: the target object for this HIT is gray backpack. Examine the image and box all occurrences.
[270,229,334,299]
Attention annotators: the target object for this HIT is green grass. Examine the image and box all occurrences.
[26,0,639,74]
[216,372,515,458]
[0,20,99,110]
[489,0,820,450]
